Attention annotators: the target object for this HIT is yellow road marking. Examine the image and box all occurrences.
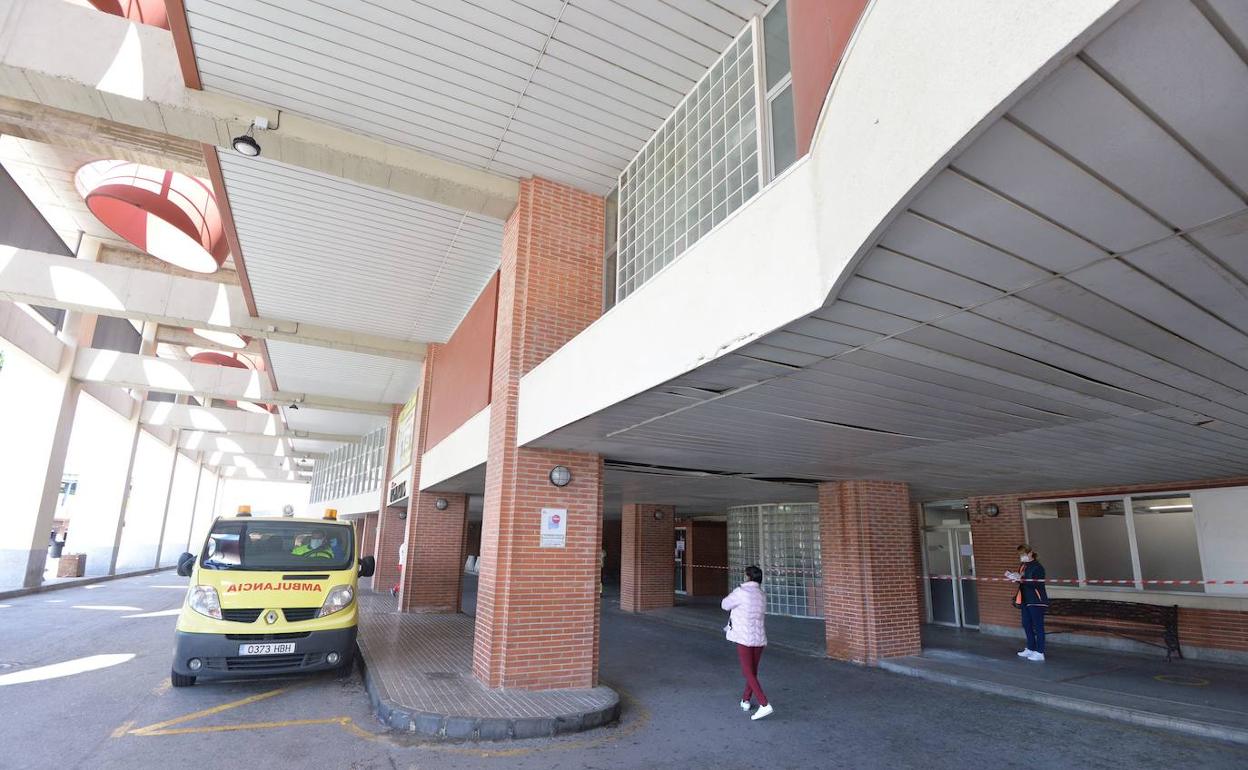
[110,720,135,738]
[137,717,351,737]
[151,679,171,696]
[129,687,289,735]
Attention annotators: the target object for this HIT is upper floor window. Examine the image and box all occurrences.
[764,0,796,176]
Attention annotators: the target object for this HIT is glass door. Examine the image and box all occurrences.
[954,529,979,628]
[674,528,687,594]
[924,529,959,626]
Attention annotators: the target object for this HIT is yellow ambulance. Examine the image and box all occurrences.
[171,508,375,687]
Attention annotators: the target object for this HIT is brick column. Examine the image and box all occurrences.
[371,405,403,593]
[819,480,921,664]
[472,178,605,691]
[359,512,379,561]
[393,345,471,613]
[621,504,675,612]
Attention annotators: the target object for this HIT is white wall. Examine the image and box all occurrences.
[1193,486,1248,596]
[186,466,220,554]
[114,429,175,573]
[0,338,65,588]
[156,453,199,567]
[60,390,133,577]
[216,478,310,519]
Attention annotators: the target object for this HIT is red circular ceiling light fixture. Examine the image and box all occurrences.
[75,160,229,273]
[88,0,170,29]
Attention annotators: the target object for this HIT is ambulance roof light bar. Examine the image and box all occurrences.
[237,505,251,517]
[324,508,338,521]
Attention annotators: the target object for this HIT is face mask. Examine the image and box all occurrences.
[1020,553,1032,563]
[310,539,324,549]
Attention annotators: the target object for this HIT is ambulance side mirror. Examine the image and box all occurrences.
[358,555,376,578]
[176,552,196,577]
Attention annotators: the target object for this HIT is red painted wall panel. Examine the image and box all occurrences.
[425,272,499,448]
[788,0,870,157]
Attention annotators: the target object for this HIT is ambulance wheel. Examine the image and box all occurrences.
[171,670,196,687]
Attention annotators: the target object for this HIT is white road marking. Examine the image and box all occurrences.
[149,585,188,589]
[45,599,64,603]
[84,584,105,589]
[0,604,10,609]
[0,654,135,686]
[123,609,181,618]
[71,605,143,611]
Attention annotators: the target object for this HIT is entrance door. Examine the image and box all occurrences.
[924,528,980,628]
[674,528,687,594]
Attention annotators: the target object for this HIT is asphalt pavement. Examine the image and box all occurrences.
[1,573,1245,769]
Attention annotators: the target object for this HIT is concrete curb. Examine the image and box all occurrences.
[878,659,1248,746]
[356,643,621,741]
[0,566,175,601]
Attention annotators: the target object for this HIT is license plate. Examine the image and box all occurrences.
[237,642,296,656]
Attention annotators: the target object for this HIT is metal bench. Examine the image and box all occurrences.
[1046,598,1182,662]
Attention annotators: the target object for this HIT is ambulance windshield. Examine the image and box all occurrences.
[200,520,354,571]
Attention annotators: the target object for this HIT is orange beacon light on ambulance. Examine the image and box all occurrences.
[170,507,375,687]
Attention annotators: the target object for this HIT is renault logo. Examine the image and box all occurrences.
[265,611,278,625]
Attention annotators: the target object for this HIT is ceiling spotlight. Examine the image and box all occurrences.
[288,402,300,411]
[232,124,261,157]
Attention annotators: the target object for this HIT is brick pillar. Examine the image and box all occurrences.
[359,513,379,561]
[392,345,471,613]
[968,494,1025,632]
[620,504,675,612]
[472,178,606,691]
[371,405,403,593]
[819,481,921,664]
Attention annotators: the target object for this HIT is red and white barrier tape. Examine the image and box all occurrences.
[676,562,1248,585]
[923,575,1248,585]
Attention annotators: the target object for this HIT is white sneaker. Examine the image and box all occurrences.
[739,700,751,712]
[1017,649,1033,658]
[1026,651,1045,662]
[751,704,774,721]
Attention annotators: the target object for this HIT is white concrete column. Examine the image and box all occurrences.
[0,238,100,589]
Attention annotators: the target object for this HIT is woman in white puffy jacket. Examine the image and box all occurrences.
[721,565,773,720]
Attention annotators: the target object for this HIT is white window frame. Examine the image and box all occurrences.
[1022,489,1202,595]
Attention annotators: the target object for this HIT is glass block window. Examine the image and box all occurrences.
[309,425,387,504]
[727,503,822,618]
[616,24,760,302]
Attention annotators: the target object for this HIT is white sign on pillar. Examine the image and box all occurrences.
[540,508,567,548]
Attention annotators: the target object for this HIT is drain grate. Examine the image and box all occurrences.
[424,671,461,680]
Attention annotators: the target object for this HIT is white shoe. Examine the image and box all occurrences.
[740,700,751,712]
[1026,651,1045,662]
[751,704,774,721]
[1017,649,1033,658]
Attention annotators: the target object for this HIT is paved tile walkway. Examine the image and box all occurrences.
[356,590,618,738]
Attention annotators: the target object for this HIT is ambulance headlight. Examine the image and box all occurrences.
[188,585,222,620]
[318,585,354,618]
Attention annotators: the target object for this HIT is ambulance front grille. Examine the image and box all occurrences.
[282,607,319,622]
[203,653,326,672]
[220,608,263,623]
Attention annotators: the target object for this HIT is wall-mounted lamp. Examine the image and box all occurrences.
[549,465,572,487]
[435,498,449,511]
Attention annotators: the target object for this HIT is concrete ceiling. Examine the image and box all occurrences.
[526,0,1248,502]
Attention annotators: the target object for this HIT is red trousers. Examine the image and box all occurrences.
[736,644,768,706]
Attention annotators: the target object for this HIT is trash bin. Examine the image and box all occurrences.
[57,553,85,578]
[50,540,65,558]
